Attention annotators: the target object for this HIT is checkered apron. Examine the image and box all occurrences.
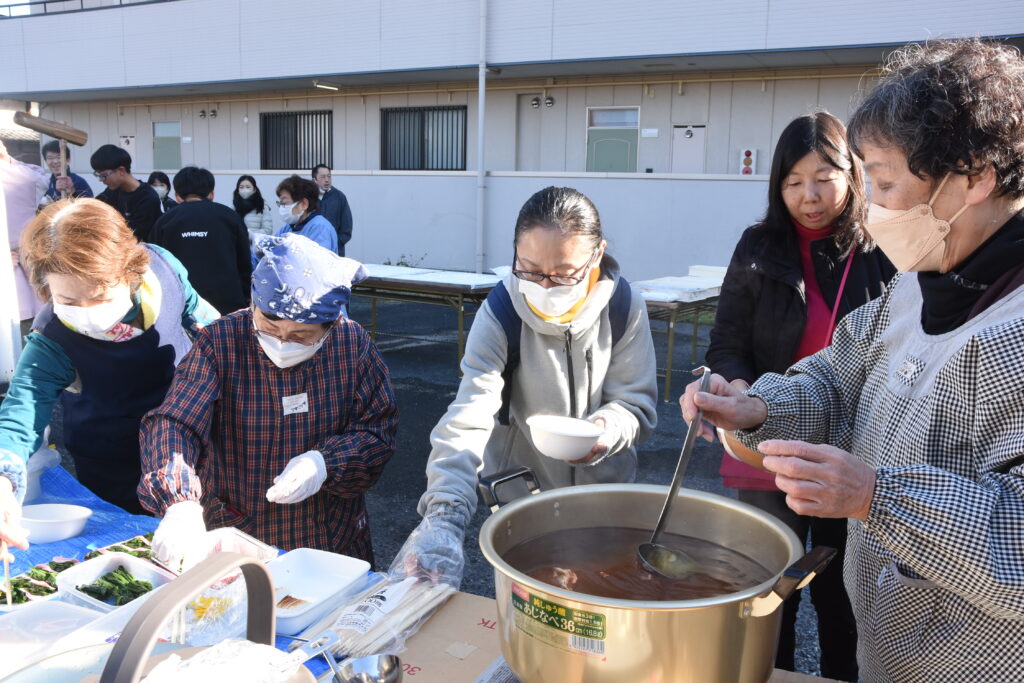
[744,274,1024,682]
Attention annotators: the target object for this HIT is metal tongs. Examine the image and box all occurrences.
[638,365,711,579]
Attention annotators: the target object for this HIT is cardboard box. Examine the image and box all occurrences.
[399,591,505,681]
[403,592,841,683]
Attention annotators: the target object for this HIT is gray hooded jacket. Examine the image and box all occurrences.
[418,254,658,518]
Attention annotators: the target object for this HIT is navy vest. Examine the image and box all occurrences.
[32,246,191,513]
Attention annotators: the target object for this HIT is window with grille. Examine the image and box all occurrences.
[381,106,467,171]
[260,111,333,170]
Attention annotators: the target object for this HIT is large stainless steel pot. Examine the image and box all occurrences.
[477,468,834,683]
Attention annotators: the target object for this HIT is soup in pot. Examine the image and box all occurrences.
[502,526,772,601]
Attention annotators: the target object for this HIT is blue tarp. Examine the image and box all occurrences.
[12,466,158,576]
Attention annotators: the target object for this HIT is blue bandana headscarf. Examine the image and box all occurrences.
[252,233,368,323]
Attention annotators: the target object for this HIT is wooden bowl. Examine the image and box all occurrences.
[716,427,768,471]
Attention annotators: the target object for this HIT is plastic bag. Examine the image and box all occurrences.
[24,434,59,504]
[323,574,454,659]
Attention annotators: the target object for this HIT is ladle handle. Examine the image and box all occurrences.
[478,466,541,512]
[650,366,711,545]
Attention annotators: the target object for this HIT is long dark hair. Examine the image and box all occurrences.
[761,112,868,256]
[513,186,603,248]
[233,175,266,217]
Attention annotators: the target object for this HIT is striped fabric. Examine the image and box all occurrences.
[742,274,1024,682]
[138,309,398,564]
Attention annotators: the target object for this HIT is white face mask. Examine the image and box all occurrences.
[152,185,168,199]
[53,288,134,339]
[865,173,970,273]
[279,202,301,225]
[238,187,254,199]
[518,277,591,317]
[254,322,327,368]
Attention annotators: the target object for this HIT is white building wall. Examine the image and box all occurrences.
[1,0,1019,96]
[42,72,865,176]
[74,170,769,281]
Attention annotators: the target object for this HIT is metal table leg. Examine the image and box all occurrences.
[663,309,678,402]
[456,293,466,361]
[690,306,700,366]
[369,298,378,340]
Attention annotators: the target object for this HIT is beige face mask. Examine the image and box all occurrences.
[865,173,970,272]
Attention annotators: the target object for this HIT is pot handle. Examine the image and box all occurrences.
[100,552,275,683]
[478,466,541,512]
[743,545,836,618]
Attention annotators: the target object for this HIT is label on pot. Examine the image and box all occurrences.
[510,583,606,656]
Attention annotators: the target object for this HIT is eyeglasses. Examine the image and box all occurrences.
[93,170,114,181]
[512,249,599,286]
[253,308,331,345]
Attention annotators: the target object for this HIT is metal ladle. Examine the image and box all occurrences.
[639,365,712,579]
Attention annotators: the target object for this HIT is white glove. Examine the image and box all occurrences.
[266,450,327,504]
[152,501,208,573]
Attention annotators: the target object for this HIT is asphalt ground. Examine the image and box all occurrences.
[28,294,824,676]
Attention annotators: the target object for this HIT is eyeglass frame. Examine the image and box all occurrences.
[92,169,115,181]
[512,247,601,286]
[252,306,334,346]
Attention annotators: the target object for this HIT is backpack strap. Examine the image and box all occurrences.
[485,281,521,426]
[487,276,632,426]
[608,276,632,346]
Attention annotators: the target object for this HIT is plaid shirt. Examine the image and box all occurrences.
[138,309,398,564]
[743,274,1024,682]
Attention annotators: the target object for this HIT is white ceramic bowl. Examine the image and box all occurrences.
[526,415,603,461]
[21,504,92,544]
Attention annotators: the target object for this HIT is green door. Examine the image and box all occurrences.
[586,130,638,172]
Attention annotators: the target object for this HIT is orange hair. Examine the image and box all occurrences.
[19,198,150,302]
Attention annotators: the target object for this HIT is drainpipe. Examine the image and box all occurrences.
[474,0,487,273]
[0,187,18,383]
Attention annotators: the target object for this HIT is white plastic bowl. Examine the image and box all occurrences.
[526,415,603,461]
[21,504,92,544]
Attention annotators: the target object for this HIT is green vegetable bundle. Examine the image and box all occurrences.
[77,565,154,606]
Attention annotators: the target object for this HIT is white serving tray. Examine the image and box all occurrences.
[267,548,370,635]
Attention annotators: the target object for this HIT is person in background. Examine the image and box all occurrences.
[393,186,658,587]
[312,164,353,256]
[147,171,178,214]
[149,166,251,316]
[39,140,92,206]
[270,175,337,253]
[705,111,894,681]
[0,140,49,338]
[0,199,217,531]
[233,174,273,247]
[682,39,1024,681]
[90,144,161,243]
[139,234,398,570]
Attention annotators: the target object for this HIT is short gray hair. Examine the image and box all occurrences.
[849,39,1024,198]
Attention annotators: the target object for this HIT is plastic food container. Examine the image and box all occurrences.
[0,600,101,678]
[56,553,175,613]
[267,549,370,635]
[153,527,278,575]
[207,527,277,562]
[526,415,602,461]
[21,504,92,544]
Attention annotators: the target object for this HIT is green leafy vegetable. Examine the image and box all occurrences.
[48,559,77,573]
[27,566,56,584]
[77,565,154,606]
